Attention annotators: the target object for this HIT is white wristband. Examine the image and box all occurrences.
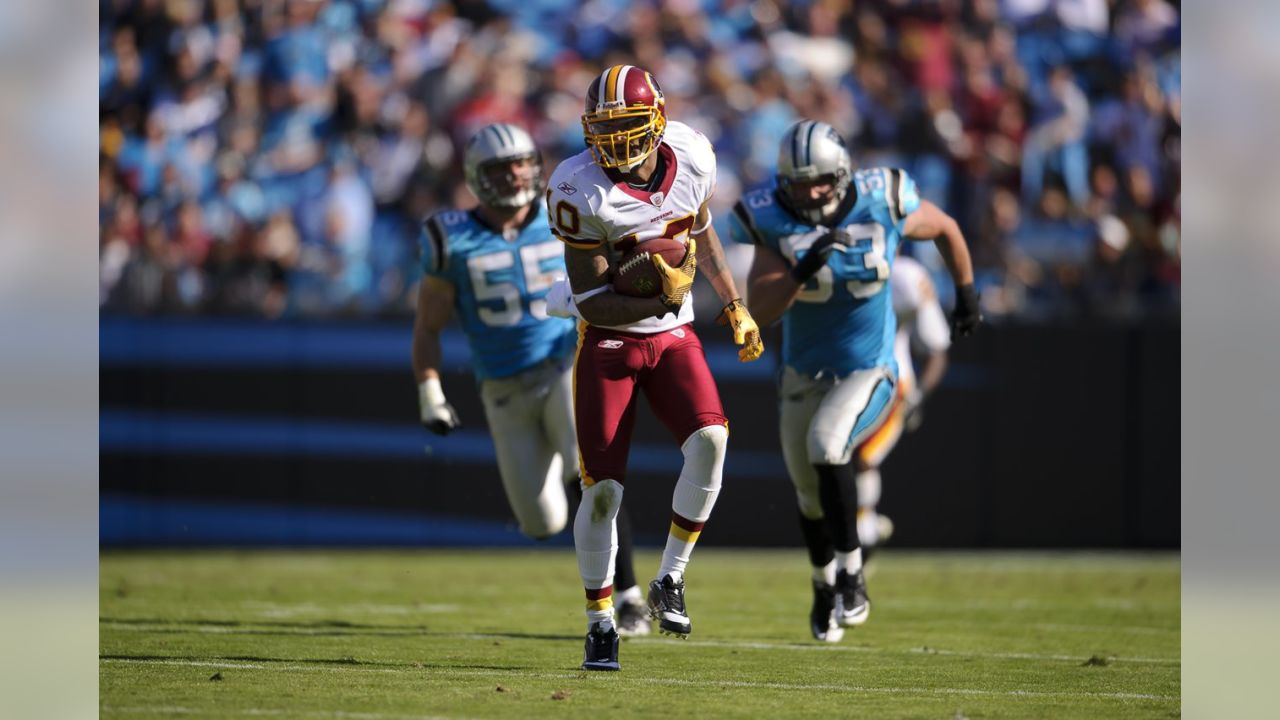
[691,214,713,235]
[419,377,447,407]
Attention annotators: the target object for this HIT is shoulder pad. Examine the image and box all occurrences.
[730,190,775,246]
[419,210,461,274]
[854,167,920,224]
[545,158,607,249]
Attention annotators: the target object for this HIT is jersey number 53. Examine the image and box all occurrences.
[788,223,890,302]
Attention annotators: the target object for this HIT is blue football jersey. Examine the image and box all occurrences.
[731,167,922,377]
[419,203,577,380]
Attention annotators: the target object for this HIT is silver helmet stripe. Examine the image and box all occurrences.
[790,121,805,172]
[803,120,819,168]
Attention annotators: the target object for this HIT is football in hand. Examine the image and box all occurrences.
[611,237,689,298]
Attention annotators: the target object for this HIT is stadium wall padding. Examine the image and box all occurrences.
[99,317,1179,549]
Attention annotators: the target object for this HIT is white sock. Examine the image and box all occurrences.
[657,425,727,582]
[857,508,880,547]
[575,479,623,630]
[836,547,863,576]
[616,584,643,606]
[856,468,882,507]
[811,559,837,586]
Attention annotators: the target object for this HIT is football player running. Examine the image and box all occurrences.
[543,65,764,671]
[854,254,952,553]
[730,120,980,643]
[412,123,648,635]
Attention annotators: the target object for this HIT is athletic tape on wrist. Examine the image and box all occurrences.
[573,285,611,304]
[419,377,447,407]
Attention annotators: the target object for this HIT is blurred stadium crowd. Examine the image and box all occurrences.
[99,0,1180,321]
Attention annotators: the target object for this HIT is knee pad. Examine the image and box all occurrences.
[576,478,623,529]
[807,431,851,467]
[680,424,728,491]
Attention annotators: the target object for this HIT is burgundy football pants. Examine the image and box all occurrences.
[572,323,727,485]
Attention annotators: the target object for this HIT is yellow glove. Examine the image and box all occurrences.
[718,298,764,362]
[652,237,697,310]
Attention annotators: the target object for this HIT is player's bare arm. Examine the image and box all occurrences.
[691,203,739,306]
[902,200,974,288]
[413,275,462,434]
[902,200,981,337]
[690,203,763,362]
[745,243,804,328]
[412,276,455,382]
[917,349,949,397]
[565,242,670,326]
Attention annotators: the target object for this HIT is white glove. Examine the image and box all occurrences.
[546,277,579,319]
[419,377,460,435]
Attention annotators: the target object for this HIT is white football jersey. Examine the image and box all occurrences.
[891,255,951,390]
[546,120,717,334]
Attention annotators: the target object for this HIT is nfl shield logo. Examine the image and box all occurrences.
[650,192,664,207]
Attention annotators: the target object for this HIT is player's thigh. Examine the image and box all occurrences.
[807,367,897,466]
[481,385,564,527]
[641,327,727,443]
[779,367,826,516]
[574,327,645,483]
[543,364,580,484]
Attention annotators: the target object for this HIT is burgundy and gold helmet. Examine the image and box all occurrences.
[581,64,667,172]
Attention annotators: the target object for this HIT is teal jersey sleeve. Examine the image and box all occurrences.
[418,214,447,277]
[730,196,764,247]
[418,210,474,278]
[853,168,921,234]
[730,188,796,256]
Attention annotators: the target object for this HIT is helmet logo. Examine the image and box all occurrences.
[557,182,578,196]
[650,192,665,207]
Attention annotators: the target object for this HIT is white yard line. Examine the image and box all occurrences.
[615,636,1177,665]
[100,705,458,720]
[100,621,1179,665]
[100,658,1177,703]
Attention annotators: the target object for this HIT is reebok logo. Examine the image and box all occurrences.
[597,339,624,349]
[669,328,686,339]
[557,182,578,195]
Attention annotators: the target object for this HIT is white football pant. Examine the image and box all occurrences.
[478,359,577,539]
[778,365,897,520]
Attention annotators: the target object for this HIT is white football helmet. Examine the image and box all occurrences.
[463,123,544,208]
[776,120,853,224]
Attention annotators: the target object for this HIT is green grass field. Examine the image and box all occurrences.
[100,549,1179,719]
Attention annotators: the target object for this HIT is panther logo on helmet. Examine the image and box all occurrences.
[581,65,667,172]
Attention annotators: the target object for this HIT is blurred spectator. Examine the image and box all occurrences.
[1021,65,1090,210]
[98,0,1179,321]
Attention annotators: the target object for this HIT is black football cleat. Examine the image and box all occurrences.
[647,575,691,638]
[581,622,620,671]
[810,580,845,642]
[835,569,871,627]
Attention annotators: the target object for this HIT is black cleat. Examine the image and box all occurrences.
[835,569,871,627]
[581,622,620,671]
[809,580,845,642]
[616,600,652,637]
[647,575,691,638]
